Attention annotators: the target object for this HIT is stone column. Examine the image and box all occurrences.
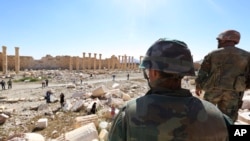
[118,55,121,70]
[108,58,111,70]
[69,56,72,71]
[131,56,134,70]
[15,47,20,74]
[76,56,79,71]
[88,53,91,69]
[128,56,131,70]
[134,57,137,69]
[82,52,85,70]
[2,46,7,74]
[124,55,127,71]
[99,54,102,69]
[94,53,97,71]
[121,56,124,70]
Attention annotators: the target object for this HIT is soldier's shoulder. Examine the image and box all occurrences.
[235,46,250,55]
[200,99,224,113]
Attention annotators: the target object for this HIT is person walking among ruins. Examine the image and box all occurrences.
[1,80,6,90]
[42,80,46,88]
[45,79,49,87]
[108,38,231,141]
[60,93,65,108]
[45,90,52,103]
[110,104,116,120]
[127,73,130,80]
[90,102,97,114]
[112,74,116,81]
[7,79,12,89]
[80,78,83,85]
[195,29,250,122]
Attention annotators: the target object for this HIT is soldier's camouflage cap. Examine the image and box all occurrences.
[139,38,195,76]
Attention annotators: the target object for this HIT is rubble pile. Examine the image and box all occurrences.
[0,70,149,141]
[0,70,249,141]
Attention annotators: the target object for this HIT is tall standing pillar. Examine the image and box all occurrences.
[82,52,86,70]
[76,56,79,71]
[128,56,131,70]
[99,54,102,69]
[94,53,97,71]
[118,55,121,70]
[131,56,134,70]
[124,55,127,71]
[15,47,20,74]
[88,53,91,69]
[121,56,124,70]
[2,46,7,74]
[134,57,137,69]
[69,56,73,71]
[122,56,125,70]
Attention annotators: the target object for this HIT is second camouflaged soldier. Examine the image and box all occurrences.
[195,30,250,122]
[108,38,231,141]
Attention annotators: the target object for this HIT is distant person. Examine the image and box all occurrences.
[195,29,250,122]
[108,38,231,141]
[7,79,12,89]
[80,78,83,85]
[1,80,5,90]
[45,90,52,103]
[60,93,65,108]
[45,79,49,87]
[90,102,97,114]
[127,73,130,80]
[42,80,46,88]
[110,104,115,120]
[112,74,116,81]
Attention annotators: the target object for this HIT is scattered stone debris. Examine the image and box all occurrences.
[0,70,249,141]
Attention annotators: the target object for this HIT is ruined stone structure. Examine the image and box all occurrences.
[0,46,140,74]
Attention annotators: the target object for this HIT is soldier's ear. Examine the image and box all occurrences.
[151,70,161,79]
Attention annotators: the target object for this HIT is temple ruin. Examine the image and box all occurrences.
[0,46,141,74]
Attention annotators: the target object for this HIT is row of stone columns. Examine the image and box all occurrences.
[1,46,20,74]
[71,53,139,71]
[1,46,140,73]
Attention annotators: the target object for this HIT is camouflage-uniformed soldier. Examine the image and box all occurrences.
[195,30,250,122]
[108,39,231,141]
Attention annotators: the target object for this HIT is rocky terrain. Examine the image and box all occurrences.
[0,70,150,140]
[0,69,249,141]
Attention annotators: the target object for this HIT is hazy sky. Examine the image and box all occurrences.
[0,0,249,61]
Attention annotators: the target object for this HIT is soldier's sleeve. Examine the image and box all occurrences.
[195,54,211,89]
[108,106,127,141]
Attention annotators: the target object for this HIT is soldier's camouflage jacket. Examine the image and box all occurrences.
[108,88,231,141]
[195,46,250,91]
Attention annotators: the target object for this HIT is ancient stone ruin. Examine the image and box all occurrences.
[0,46,146,74]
